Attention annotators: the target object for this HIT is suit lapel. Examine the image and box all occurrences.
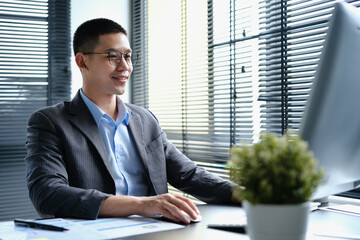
[66,91,112,173]
[127,107,149,171]
[127,107,163,195]
[127,108,158,195]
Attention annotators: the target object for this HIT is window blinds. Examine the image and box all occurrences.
[259,0,333,134]
[131,0,148,107]
[0,0,71,220]
[132,0,261,184]
[131,0,360,200]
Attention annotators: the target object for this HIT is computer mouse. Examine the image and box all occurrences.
[181,210,202,223]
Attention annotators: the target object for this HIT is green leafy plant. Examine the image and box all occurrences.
[228,131,323,205]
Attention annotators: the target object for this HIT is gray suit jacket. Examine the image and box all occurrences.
[25,91,234,219]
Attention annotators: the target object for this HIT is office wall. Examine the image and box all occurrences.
[71,0,131,102]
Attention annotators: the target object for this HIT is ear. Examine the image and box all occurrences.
[75,53,88,71]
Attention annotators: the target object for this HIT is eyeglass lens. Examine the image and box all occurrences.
[107,50,138,66]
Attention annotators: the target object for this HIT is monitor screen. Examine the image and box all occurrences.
[300,2,360,201]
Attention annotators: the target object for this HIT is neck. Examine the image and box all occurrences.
[81,88,118,120]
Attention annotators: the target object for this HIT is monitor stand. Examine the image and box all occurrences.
[315,196,329,205]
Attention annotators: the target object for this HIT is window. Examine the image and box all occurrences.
[0,0,71,220]
[131,0,360,199]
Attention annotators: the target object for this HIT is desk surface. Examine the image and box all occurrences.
[122,201,360,240]
[2,198,360,239]
[123,204,248,240]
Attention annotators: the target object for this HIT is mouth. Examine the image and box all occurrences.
[112,75,128,83]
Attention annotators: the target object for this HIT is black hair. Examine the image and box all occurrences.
[73,18,127,55]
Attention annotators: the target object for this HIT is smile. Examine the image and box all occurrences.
[112,75,128,81]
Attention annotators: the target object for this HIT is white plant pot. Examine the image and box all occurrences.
[243,200,310,240]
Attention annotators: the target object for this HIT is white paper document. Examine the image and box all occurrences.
[308,204,360,239]
[0,216,184,240]
[321,204,360,217]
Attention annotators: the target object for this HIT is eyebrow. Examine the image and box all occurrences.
[105,48,132,53]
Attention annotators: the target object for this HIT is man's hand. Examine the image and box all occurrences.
[138,193,199,224]
[231,186,245,204]
[99,193,199,224]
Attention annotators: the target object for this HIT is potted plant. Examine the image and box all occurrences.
[228,131,323,240]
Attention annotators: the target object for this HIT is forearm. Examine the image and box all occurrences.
[27,170,110,219]
[99,193,200,224]
[99,195,142,217]
[166,153,235,203]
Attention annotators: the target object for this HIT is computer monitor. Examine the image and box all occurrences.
[300,1,360,201]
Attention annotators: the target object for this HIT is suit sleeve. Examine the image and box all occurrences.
[142,108,236,203]
[162,132,236,204]
[25,110,111,219]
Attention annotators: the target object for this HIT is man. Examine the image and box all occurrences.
[25,18,237,224]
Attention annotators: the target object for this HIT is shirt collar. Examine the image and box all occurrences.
[116,96,130,125]
[80,89,130,126]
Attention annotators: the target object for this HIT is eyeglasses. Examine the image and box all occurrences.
[83,50,138,66]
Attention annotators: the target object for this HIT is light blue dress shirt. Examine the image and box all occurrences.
[80,89,149,196]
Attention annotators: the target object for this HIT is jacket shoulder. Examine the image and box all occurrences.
[30,101,69,119]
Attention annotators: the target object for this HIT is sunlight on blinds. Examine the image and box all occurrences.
[147,0,210,149]
[147,0,262,155]
[185,1,209,136]
[147,0,183,143]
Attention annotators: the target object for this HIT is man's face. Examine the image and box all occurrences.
[83,32,133,97]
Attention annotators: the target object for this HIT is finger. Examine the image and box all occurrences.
[170,194,199,214]
[160,208,184,224]
[162,202,190,224]
[139,194,194,224]
[165,194,199,220]
[175,194,200,215]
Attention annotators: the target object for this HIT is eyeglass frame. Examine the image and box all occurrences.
[83,49,138,67]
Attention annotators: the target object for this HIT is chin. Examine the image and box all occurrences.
[115,89,126,96]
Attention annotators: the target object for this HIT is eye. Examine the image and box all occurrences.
[108,53,118,59]
[107,51,120,59]
[124,54,132,59]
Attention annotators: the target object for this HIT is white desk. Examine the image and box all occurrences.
[122,196,360,240]
[1,196,359,240]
